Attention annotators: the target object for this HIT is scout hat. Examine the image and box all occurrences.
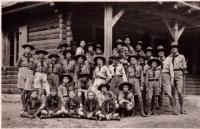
[93,55,106,64]
[50,87,58,92]
[35,50,48,55]
[97,83,110,91]
[31,88,39,93]
[119,82,133,91]
[48,54,60,59]
[170,41,179,49]
[63,50,74,56]
[87,42,94,48]
[136,40,143,46]
[115,39,124,46]
[22,44,35,50]
[146,46,153,52]
[156,45,165,52]
[109,55,120,60]
[147,57,162,66]
[78,73,90,79]
[57,43,68,49]
[128,54,139,62]
[75,54,86,61]
[95,44,103,49]
[61,74,73,83]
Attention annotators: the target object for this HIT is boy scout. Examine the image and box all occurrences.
[61,50,76,76]
[156,45,177,115]
[127,55,146,117]
[146,46,154,60]
[77,73,93,106]
[94,44,103,56]
[83,91,100,120]
[99,92,120,121]
[40,88,63,118]
[92,55,112,95]
[76,40,86,55]
[16,44,35,111]
[21,89,42,118]
[146,58,162,116]
[123,35,135,55]
[109,56,127,96]
[135,41,146,57]
[74,54,90,87]
[169,41,187,114]
[112,39,124,57]
[58,74,74,105]
[118,82,135,117]
[62,90,84,118]
[85,43,96,76]
[33,49,50,101]
[57,43,68,60]
[47,54,62,89]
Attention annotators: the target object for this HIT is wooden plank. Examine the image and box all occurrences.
[112,9,125,27]
[28,17,58,28]
[19,25,27,56]
[28,28,60,37]
[28,39,59,46]
[34,43,59,50]
[28,23,59,33]
[29,33,59,41]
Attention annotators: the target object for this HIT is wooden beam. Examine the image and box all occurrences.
[163,17,175,40]
[112,9,125,27]
[178,1,200,10]
[104,4,113,60]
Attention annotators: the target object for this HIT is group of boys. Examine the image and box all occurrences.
[17,35,187,121]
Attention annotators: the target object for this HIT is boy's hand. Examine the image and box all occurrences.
[140,87,143,91]
[49,110,53,115]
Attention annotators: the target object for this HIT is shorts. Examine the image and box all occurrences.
[161,73,172,96]
[174,71,184,93]
[146,81,160,100]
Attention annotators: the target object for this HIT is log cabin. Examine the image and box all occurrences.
[2,2,200,94]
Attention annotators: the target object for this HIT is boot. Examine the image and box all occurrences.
[139,101,146,117]
[152,98,158,115]
[146,102,152,117]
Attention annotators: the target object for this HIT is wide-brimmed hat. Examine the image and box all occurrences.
[115,39,124,46]
[170,41,179,49]
[109,56,120,60]
[22,44,35,50]
[147,57,162,66]
[97,83,110,91]
[146,46,153,52]
[156,45,165,52]
[48,54,60,59]
[94,55,106,64]
[35,50,48,55]
[119,82,133,91]
[136,40,143,46]
[87,42,94,48]
[95,44,103,49]
[60,74,73,83]
[75,54,86,61]
[128,54,139,62]
[63,50,74,56]
[78,73,90,79]
[57,43,68,49]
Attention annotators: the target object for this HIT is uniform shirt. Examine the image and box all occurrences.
[146,67,161,85]
[75,47,85,55]
[58,83,76,100]
[127,64,144,83]
[24,97,42,112]
[77,79,92,90]
[74,61,90,82]
[112,48,121,57]
[34,58,48,73]
[168,53,187,70]
[93,65,112,81]
[84,98,99,113]
[86,51,95,63]
[101,100,116,115]
[16,53,34,69]
[47,61,62,75]
[109,63,127,81]
[97,91,117,107]
[62,58,76,74]
[45,94,61,113]
[65,97,80,110]
[118,91,135,104]
[136,50,146,57]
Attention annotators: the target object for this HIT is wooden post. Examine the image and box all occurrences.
[2,31,10,67]
[66,12,73,46]
[19,25,27,56]
[104,4,113,60]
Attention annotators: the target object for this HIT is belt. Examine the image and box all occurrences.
[162,72,170,74]
[96,75,106,80]
[19,66,33,70]
[112,75,122,77]
[174,69,182,71]
[36,71,47,73]
[129,76,140,79]
[149,79,159,81]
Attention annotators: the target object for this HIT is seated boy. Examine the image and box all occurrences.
[62,90,84,118]
[83,91,100,120]
[40,88,63,118]
[118,82,135,117]
[99,92,120,121]
[21,89,42,119]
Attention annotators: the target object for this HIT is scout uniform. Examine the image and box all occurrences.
[74,54,90,86]
[123,35,135,55]
[57,43,68,61]
[61,50,76,76]
[58,74,74,105]
[118,82,135,117]
[21,89,42,118]
[99,92,120,121]
[108,56,127,96]
[33,50,50,98]
[112,39,123,57]
[156,45,177,115]
[127,55,146,116]
[92,56,112,95]
[75,40,85,55]
[169,42,187,114]
[135,41,146,57]
[16,44,35,110]
[47,54,62,89]
[146,58,162,116]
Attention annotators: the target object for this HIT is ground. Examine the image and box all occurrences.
[2,102,200,128]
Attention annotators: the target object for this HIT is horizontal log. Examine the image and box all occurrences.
[28,33,59,41]
[34,43,59,50]
[28,23,59,32]
[2,88,20,94]
[28,28,60,37]
[28,16,58,28]
[28,39,59,46]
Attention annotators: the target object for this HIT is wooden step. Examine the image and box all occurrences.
[1,67,18,71]
[1,88,20,94]
[1,79,18,84]
[1,75,18,79]
[1,84,17,88]
[2,71,18,75]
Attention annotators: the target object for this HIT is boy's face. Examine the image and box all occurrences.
[66,47,71,51]
[123,85,129,92]
[81,77,87,81]
[130,57,137,65]
[139,58,144,64]
[88,46,93,51]
[25,47,31,53]
[69,91,76,98]
[31,91,38,98]
[124,38,131,44]
[88,92,94,100]
[113,59,118,64]
[78,57,84,63]
[66,52,72,58]
[105,94,111,101]
[117,44,122,49]
[61,47,66,52]
[158,51,164,57]
[101,87,107,92]
[38,53,44,58]
[51,90,57,96]
[63,77,70,84]
[151,61,157,68]
[97,59,103,65]
[146,51,152,57]
[52,57,57,62]
[96,48,102,54]
[171,47,178,54]
[136,45,142,50]
[80,41,86,47]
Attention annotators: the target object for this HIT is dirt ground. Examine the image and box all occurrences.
[2,102,200,128]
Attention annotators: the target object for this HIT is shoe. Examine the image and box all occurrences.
[180,110,187,114]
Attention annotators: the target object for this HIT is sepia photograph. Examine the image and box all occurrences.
[1,1,200,128]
